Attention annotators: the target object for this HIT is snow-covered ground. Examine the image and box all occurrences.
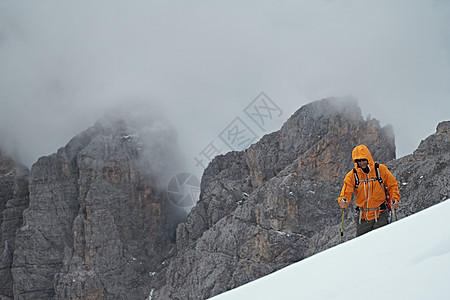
[211,199,450,300]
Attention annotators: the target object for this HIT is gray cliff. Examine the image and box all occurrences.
[3,116,186,300]
[1,98,449,300]
[151,97,398,299]
[152,100,449,300]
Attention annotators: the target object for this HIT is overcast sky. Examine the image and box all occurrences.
[1,0,449,178]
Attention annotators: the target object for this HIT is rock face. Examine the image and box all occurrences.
[0,152,30,300]
[1,98,448,300]
[151,97,398,299]
[9,116,186,299]
[391,121,450,215]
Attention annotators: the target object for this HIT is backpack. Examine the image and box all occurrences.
[352,162,391,212]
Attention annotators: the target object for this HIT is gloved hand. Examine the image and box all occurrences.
[339,197,348,209]
[391,199,399,209]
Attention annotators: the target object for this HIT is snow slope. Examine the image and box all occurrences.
[211,199,450,300]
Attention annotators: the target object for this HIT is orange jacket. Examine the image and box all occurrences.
[338,145,401,221]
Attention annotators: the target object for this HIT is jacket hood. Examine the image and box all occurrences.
[352,144,374,168]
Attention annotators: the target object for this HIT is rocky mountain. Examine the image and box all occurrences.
[1,116,186,300]
[392,120,450,214]
[1,97,448,300]
[150,97,399,299]
[151,99,449,300]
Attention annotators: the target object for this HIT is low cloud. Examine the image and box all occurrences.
[1,0,449,177]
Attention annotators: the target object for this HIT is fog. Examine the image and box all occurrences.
[1,0,449,179]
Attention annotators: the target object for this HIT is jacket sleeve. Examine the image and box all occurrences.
[380,164,401,201]
[338,171,355,204]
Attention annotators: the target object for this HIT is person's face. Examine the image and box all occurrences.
[355,159,368,169]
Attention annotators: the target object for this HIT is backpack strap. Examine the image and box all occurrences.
[375,162,383,186]
[375,162,391,210]
[352,168,359,191]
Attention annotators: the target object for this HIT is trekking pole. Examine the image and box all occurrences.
[392,199,398,221]
[340,209,345,244]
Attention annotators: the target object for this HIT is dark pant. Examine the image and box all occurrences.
[355,209,389,237]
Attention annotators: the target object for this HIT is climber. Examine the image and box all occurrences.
[338,144,401,236]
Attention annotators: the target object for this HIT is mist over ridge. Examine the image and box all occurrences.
[1,1,449,174]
